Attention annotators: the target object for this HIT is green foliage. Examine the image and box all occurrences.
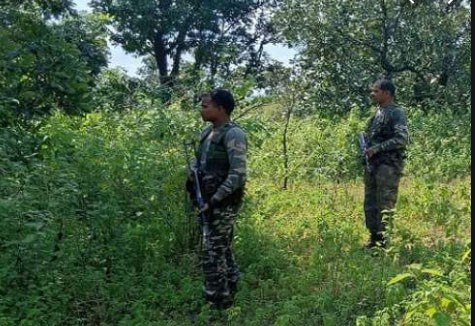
[0,1,470,323]
[275,0,471,113]
[0,7,109,125]
[406,108,472,180]
[90,0,280,86]
[249,105,470,186]
[55,12,110,76]
[11,0,75,19]
[361,246,471,326]
[0,106,205,324]
[0,101,470,325]
[92,68,146,112]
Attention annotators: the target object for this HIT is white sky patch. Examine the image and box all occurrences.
[74,0,91,12]
[73,0,296,76]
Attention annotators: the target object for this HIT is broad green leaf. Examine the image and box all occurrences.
[21,234,37,244]
[440,297,455,312]
[407,263,423,270]
[433,312,451,326]
[387,273,413,285]
[461,248,471,262]
[426,307,437,318]
[421,268,443,277]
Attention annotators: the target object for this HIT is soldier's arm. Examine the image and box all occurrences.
[372,109,408,153]
[210,128,247,205]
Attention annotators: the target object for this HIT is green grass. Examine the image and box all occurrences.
[0,107,470,325]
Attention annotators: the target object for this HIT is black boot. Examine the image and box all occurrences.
[364,233,378,249]
[205,292,234,310]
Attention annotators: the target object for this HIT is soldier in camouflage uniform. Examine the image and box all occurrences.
[363,79,408,248]
[186,89,246,309]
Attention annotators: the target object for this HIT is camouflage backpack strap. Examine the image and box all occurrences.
[199,126,214,144]
[214,122,238,143]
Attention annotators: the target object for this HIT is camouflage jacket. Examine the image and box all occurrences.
[196,121,247,207]
[366,103,409,164]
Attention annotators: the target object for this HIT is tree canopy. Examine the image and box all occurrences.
[0,0,471,121]
[90,0,281,88]
[275,0,471,113]
[0,2,109,124]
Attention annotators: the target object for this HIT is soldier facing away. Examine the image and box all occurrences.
[363,79,409,248]
[186,89,247,309]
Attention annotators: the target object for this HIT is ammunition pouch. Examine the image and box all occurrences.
[201,174,244,207]
[370,150,406,169]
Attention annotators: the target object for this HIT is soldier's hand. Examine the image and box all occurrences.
[199,203,210,213]
[365,147,376,158]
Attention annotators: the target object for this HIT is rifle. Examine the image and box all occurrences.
[183,141,211,253]
[358,132,372,173]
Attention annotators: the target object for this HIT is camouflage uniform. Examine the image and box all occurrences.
[191,121,247,305]
[364,104,408,246]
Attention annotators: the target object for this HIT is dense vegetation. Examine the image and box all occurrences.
[0,104,470,325]
[0,0,471,325]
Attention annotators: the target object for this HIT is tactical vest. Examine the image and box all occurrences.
[198,122,244,206]
[367,108,406,166]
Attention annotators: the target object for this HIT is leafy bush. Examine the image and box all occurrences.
[0,104,470,325]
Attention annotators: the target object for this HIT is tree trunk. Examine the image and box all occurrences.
[153,31,173,87]
[282,92,296,190]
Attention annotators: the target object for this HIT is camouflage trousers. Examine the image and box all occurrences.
[202,205,240,301]
[364,162,404,239]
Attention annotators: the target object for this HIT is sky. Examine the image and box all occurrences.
[73,0,296,76]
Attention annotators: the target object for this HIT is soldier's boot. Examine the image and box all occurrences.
[364,233,378,249]
[205,290,234,310]
[207,295,233,310]
[216,296,234,310]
